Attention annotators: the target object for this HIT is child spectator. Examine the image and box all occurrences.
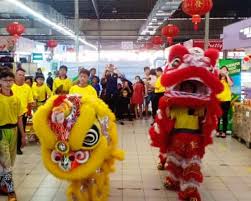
[92,76,101,96]
[32,74,52,108]
[89,68,100,84]
[131,76,145,119]
[117,83,132,122]
[0,68,26,201]
[69,69,97,97]
[53,65,72,94]
[25,76,33,87]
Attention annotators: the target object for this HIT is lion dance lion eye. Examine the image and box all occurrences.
[170,58,182,69]
[51,150,62,163]
[83,125,100,148]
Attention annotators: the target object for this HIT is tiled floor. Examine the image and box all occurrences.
[1,120,251,201]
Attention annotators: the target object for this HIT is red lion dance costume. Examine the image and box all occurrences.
[149,45,223,201]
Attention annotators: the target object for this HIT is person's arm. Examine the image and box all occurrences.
[91,87,98,98]
[68,79,73,92]
[32,85,38,101]
[52,78,57,93]
[226,74,233,86]
[46,85,52,98]
[69,86,74,94]
[127,86,132,94]
[28,87,35,110]
[165,107,171,118]
[18,116,26,148]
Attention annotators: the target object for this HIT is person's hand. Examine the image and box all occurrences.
[165,107,170,117]
[21,134,27,148]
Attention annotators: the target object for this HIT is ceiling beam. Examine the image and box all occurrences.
[91,0,100,20]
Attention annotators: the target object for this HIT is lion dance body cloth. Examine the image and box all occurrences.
[149,45,223,201]
[33,95,124,201]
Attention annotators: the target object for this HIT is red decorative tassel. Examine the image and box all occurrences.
[167,37,173,45]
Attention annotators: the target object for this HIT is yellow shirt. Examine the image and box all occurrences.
[69,85,97,98]
[155,76,165,93]
[170,107,204,130]
[32,83,52,102]
[12,83,34,114]
[53,77,72,94]
[0,93,23,126]
[217,80,232,102]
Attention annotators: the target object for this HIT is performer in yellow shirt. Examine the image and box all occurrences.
[0,68,26,201]
[12,68,34,155]
[69,69,97,97]
[32,74,52,107]
[152,67,165,118]
[53,65,72,94]
[216,66,233,138]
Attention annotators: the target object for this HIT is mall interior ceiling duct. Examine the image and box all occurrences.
[138,0,181,41]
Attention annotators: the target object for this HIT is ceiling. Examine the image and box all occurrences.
[0,0,250,49]
[32,0,158,19]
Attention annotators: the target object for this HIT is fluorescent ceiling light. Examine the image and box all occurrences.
[155,12,172,16]
[5,0,97,50]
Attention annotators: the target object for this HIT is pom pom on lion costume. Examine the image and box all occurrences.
[33,95,124,201]
[149,45,223,201]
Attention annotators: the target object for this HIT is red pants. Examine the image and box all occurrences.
[165,133,204,201]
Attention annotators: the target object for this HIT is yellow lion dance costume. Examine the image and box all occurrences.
[33,95,124,201]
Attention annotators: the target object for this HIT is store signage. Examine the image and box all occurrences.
[239,26,251,40]
[219,59,242,100]
[193,39,223,51]
[32,53,43,61]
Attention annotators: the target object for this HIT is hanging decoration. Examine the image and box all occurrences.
[192,15,202,31]
[6,22,25,46]
[6,22,25,37]
[161,24,180,46]
[243,55,251,62]
[182,0,213,31]
[47,39,58,49]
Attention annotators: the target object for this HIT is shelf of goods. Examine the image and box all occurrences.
[232,102,251,148]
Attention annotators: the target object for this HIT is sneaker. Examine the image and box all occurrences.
[188,197,200,201]
[216,132,221,138]
[221,132,226,138]
[17,149,23,155]
[119,121,124,125]
[157,163,165,170]
[8,192,17,201]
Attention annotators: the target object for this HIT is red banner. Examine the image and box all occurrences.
[193,39,223,51]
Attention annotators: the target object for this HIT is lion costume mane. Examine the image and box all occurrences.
[33,95,124,201]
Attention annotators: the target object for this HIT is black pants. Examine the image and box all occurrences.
[117,97,131,120]
[106,94,119,114]
[218,101,231,133]
[152,92,164,118]
[17,115,27,151]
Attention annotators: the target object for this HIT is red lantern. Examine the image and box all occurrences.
[161,24,180,45]
[151,36,163,46]
[182,0,213,31]
[47,40,58,49]
[6,22,25,37]
[244,56,251,62]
